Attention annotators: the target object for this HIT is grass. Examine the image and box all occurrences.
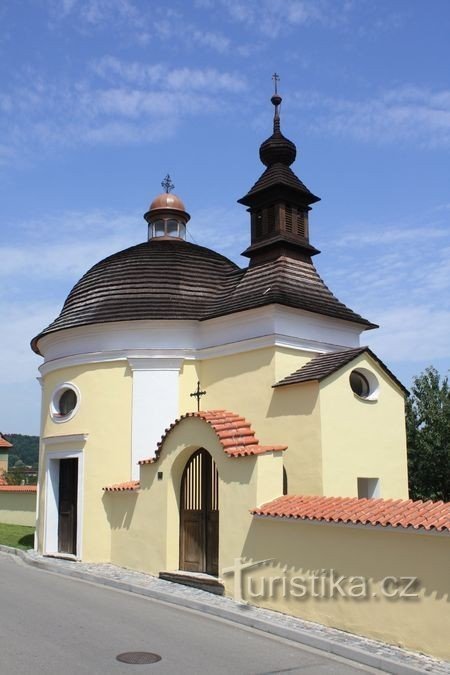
[0,522,35,550]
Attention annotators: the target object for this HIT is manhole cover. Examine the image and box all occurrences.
[116,652,162,665]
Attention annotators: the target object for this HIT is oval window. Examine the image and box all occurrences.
[58,389,77,416]
[349,369,379,400]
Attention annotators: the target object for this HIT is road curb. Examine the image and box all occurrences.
[0,547,442,675]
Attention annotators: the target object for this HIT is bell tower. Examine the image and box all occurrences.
[239,75,321,266]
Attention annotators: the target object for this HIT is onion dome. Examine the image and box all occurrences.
[259,94,297,167]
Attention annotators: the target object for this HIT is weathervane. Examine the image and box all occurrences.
[161,174,175,194]
[190,381,206,412]
[272,72,280,95]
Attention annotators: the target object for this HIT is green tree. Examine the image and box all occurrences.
[406,367,450,502]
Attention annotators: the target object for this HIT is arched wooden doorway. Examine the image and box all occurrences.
[179,448,219,576]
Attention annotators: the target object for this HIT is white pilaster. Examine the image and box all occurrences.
[128,357,183,479]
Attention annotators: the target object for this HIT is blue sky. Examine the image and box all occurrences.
[1,0,449,434]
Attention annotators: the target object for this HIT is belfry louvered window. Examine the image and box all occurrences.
[266,206,275,233]
[285,204,293,233]
[254,210,263,238]
[296,210,306,237]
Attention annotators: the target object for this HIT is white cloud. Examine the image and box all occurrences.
[0,62,247,160]
[368,306,450,363]
[213,0,333,36]
[297,86,450,148]
[316,212,450,372]
[0,300,57,385]
[92,58,245,93]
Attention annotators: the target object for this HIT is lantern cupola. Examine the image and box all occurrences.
[144,174,190,241]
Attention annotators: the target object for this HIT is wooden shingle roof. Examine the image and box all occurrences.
[273,346,408,394]
[241,163,318,202]
[32,239,376,354]
[31,240,240,353]
[207,258,375,327]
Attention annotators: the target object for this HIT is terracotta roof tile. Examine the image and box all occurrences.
[139,410,287,464]
[251,495,450,532]
[103,480,140,492]
[0,485,37,493]
[0,433,12,448]
[273,346,408,395]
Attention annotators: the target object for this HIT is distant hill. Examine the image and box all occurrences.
[3,434,39,468]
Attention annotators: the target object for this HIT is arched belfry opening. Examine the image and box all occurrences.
[179,448,219,576]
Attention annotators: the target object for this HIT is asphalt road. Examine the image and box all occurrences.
[0,554,383,675]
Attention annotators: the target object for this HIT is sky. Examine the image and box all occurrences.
[1,0,449,435]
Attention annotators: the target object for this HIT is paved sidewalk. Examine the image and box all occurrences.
[1,546,448,675]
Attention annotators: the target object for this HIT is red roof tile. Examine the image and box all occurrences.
[251,494,450,532]
[0,485,37,493]
[103,480,140,492]
[139,410,287,464]
[0,433,13,449]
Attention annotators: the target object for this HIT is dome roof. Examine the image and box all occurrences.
[31,240,239,354]
[149,192,186,213]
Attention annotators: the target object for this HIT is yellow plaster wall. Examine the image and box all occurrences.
[198,347,323,495]
[107,416,284,575]
[0,491,36,526]
[37,361,132,560]
[0,453,8,473]
[319,354,409,499]
[241,519,450,660]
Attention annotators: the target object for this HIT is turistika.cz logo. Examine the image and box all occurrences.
[222,558,420,603]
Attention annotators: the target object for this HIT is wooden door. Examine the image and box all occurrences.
[58,458,78,555]
[179,449,219,576]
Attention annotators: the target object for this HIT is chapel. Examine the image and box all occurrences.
[31,85,409,577]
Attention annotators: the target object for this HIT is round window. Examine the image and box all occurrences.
[58,389,77,416]
[50,383,80,422]
[349,369,379,400]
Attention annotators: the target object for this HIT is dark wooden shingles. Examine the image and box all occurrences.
[273,346,409,395]
[32,241,376,354]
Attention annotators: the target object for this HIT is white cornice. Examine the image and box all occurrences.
[43,433,89,446]
[36,305,365,377]
[38,335,354,377]
[127,357,184,372]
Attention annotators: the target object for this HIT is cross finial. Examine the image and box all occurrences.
[272,72,280,95]
[190,381,206,412]
[161,174,175,193]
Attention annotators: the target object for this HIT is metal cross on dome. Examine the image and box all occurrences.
[190,381,206,412]
[161,174,175,193]
[272,72,280,95]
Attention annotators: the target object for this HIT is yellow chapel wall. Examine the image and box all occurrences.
[37,361,132,561]
[106,416,284,574]
[240,518,450,660]
[192,346,324,496]
[319,353,409,499]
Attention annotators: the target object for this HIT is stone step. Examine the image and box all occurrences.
[159,570,224,595]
